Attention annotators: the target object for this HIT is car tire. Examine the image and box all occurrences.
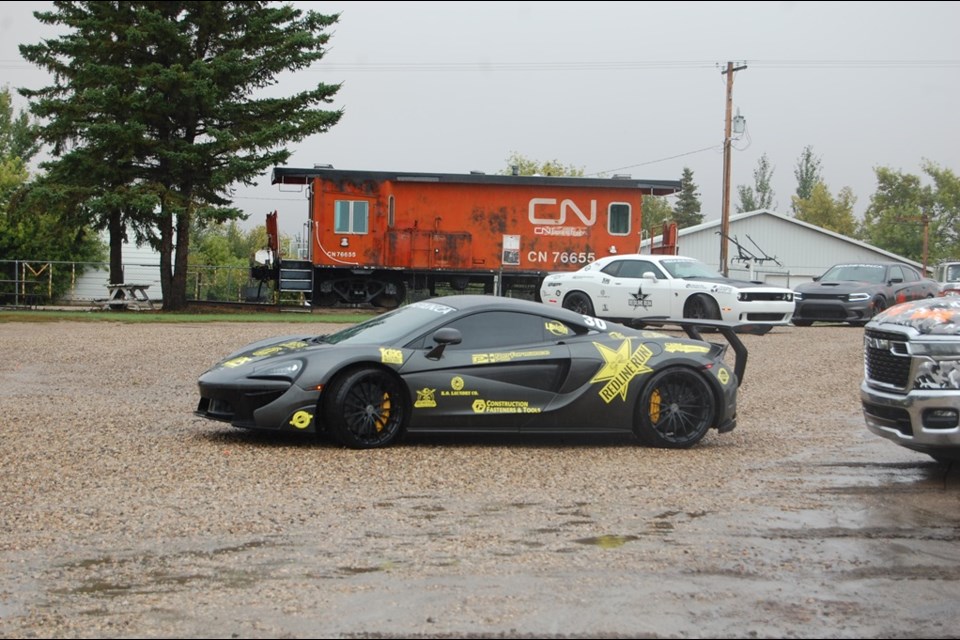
[792,319,813,327]
[634,366,716,449]
[871,295,887,316]
[323,366,408,449]
[685,294,721,320]
[563,291,595,316]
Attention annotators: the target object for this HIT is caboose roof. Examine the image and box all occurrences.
[272,167,681,196]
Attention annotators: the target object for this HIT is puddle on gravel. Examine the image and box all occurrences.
[573,534,639,549]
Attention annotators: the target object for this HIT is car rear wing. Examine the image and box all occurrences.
[624,317,768,386]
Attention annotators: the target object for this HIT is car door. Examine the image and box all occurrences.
[398,310,573,429]
[887,265,916,304]
[896,265,930,301]
[596,258,674,318]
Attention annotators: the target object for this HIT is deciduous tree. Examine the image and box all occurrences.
[792,145,822,215]
[860,162,960,265]
[736,153,777,212]
[792,183,857,236]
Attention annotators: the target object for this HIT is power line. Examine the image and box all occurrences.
[592,145,721,177]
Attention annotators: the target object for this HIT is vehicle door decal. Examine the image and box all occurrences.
[380,347,404,364]
[471,349,551,364]
[414,388,437,408]
[591,338,654,402]
[441,376,478,398]
[628,286,653,309]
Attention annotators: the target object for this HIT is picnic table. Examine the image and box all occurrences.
[97,283,155,311]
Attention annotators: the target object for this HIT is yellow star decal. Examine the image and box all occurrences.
[591,338,654,402]
[591,339,633,383]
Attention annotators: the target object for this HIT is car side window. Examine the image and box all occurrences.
[600,261,623,277]
[900,266,919,282]
[618,260,659,278]
[888,265,904,282]
[435,311,561,351]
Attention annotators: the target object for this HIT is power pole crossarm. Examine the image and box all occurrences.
[720,61,747,276]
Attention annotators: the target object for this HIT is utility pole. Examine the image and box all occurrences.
[720,61,747,276]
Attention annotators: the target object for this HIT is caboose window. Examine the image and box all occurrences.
[334,200,369,234]
[608,203,630,236]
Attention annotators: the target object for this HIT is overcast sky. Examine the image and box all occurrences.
[2,1,958,242]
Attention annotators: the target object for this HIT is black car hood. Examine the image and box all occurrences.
[795,280,871,295]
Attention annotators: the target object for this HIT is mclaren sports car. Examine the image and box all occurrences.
[195,295,750,449]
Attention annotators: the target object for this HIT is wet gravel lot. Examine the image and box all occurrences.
[1,317,959,639]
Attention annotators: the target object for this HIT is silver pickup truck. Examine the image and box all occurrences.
[861,296,960,462]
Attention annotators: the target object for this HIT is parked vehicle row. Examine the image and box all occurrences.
[537,254,941,330]
[538,253,795,326]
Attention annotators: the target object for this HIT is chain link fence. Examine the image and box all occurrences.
[0,259,275,308]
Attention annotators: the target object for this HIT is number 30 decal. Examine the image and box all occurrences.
[582,316,607,330]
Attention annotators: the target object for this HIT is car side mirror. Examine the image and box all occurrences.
[888,277,903,285]
[642,271,658,281]
[426,327,462,360]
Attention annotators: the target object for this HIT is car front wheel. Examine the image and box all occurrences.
[685,294,721,320]
[563,291,595,316]
[634,366,716,448]
[324,367,408,449]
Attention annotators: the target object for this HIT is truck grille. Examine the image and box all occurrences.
[863,329,912,390]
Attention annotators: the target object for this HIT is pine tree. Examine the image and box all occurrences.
[20,2,343,309]
[672,167,703,228]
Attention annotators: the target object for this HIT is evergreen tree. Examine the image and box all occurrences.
[20,1,343,309]
[672,166,702,228]
[736,153,776,212]
[792,145,822,215]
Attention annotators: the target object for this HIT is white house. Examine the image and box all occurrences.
[643,209,925,288]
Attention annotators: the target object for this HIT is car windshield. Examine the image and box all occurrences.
[820,264,887,284]
[321,300,457,345]
[660,259,723,279]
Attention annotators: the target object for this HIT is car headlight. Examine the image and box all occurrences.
[848,293,870,302]
[794,292,803,301]
[248,359,304,381]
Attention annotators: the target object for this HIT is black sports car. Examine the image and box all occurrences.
[195,295,749,449]
[793,262,939,326]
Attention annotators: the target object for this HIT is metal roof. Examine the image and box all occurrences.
[271,166,681,196]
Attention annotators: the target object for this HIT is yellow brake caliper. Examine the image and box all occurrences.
[374,392,391,432]
[649,389,662,423]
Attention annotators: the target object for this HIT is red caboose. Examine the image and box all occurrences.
[265,167,680,307]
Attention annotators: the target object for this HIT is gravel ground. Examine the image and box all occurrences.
[1,317,958,639]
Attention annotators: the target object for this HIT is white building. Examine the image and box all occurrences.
[644,209,925,288]
[60,240,163,304]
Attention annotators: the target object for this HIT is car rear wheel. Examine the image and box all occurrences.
[685,294,721,320]
[324,367,407,449]
[563,291,595,316]
[634,366,716,448]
